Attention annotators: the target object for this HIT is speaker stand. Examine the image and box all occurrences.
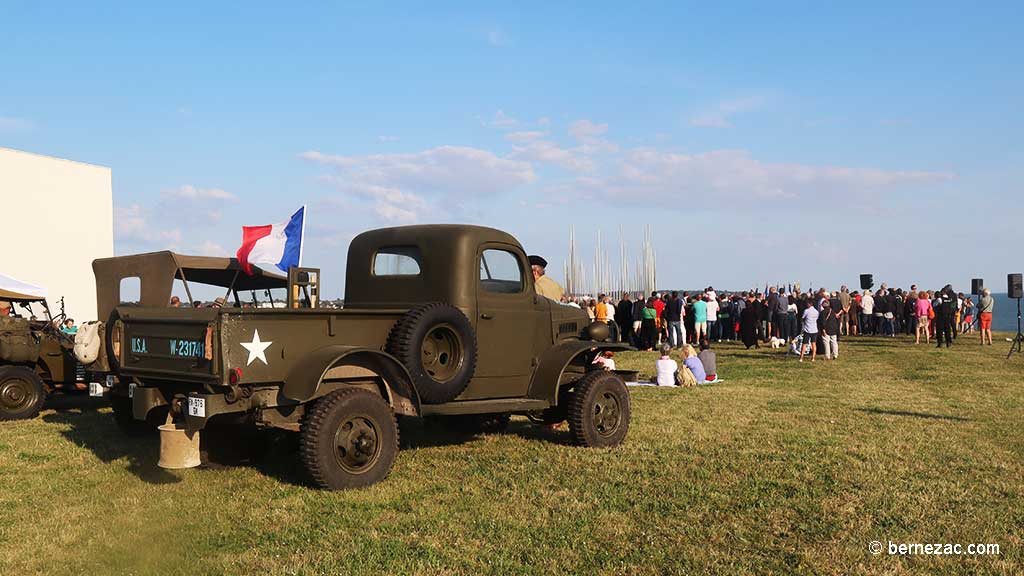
[1008,297,1024,359]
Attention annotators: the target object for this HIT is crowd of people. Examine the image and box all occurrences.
[560,283,997,361]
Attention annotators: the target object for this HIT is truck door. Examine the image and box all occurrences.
[469,246,537,399]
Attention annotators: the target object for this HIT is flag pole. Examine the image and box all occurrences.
[298,204,307,267]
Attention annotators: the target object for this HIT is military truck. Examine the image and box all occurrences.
[95,225,631,489]
[0,283,88,420]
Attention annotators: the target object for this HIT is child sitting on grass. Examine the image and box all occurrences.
[697,338,717,382]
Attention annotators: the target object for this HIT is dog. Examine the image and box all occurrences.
[769,337,786,349]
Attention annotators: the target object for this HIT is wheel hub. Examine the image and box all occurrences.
[592,392,622,436]
[1,379,33,411]
[334,415,381,474]
[421,324,463,383]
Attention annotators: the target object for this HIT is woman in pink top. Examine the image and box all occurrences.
[915,292,932,345]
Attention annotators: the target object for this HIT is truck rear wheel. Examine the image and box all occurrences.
[0,366,47,421]
[386,303,476,404]
[301,388,399,490]
[568,371,630,448]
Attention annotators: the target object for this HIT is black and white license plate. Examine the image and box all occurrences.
[187,397,206,418]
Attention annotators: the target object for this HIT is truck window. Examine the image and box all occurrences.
[119,277,141,304]
[373,247,422,276]
[479,249,523,294]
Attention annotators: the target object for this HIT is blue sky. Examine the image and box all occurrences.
[3,2,1022,296]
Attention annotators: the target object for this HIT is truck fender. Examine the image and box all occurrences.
[527,341,632,404]
[283,345,420,417]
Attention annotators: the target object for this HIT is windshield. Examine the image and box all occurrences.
[11,300,50,321]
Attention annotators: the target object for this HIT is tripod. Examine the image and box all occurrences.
[1008,297,1024,359]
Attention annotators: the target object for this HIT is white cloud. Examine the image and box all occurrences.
[302,145,536,223]
[566,119,618,155]
[0,116,33,131]
[485,110,519,129]
[504,131,546,143]
[510,140,594,172]
[114,204,183,246]
[689,96,766,129]
[605,148,953,205]
[194,240,227,256]
[569,119,609,141]
[162,184,236,201]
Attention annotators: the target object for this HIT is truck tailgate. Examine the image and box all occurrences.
[119,309,217,381]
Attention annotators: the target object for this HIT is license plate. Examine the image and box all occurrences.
[106,375,115,387]
[89,382,104,397]
[187,397,206,418]
[128,382,136,398]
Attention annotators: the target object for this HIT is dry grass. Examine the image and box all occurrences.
[1,333,1022,575]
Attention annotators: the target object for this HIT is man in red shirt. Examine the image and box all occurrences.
[652,292,666,345]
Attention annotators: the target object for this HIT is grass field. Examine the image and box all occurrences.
[1,334,1022,575]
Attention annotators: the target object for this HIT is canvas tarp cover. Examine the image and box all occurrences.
[0,273,47,301]
[92,251,287,320]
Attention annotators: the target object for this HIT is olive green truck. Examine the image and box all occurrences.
[95,225,631,489]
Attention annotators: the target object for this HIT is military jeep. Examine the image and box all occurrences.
[95,225,631,489]
[0,286,86,420]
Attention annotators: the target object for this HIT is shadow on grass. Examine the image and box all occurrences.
[42,399,575,489]
[855,407,971,422]
[41,400,180,485]
[399,417,574,449]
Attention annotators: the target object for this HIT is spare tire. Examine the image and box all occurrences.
[385,303,476,404]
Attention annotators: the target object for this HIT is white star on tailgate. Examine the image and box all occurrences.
[241,329,272,366]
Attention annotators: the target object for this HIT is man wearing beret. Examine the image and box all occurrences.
[528,255,564,301]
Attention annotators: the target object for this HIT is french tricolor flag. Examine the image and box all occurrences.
[236,206,306,275]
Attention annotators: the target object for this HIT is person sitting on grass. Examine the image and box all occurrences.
[697,338,717,382]
[655,344,679,386]
[682,344,706,383]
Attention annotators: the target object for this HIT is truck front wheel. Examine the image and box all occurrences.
[568,371,630,448]
[301,388,399,490]
[0,366,47,421]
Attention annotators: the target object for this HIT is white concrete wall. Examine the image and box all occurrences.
[0,147,113,322]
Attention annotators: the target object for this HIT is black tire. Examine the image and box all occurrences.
[385,303,477,404]
[110,395,159,436]
[449,412,511,434]
[568,371,630,448]
[104,308,122,373]
[301,388,399,490]
[0,366,47,421]
[527,387,572,425]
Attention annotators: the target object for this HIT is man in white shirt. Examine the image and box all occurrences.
[860,291,875,335]
[705,295,720,342]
